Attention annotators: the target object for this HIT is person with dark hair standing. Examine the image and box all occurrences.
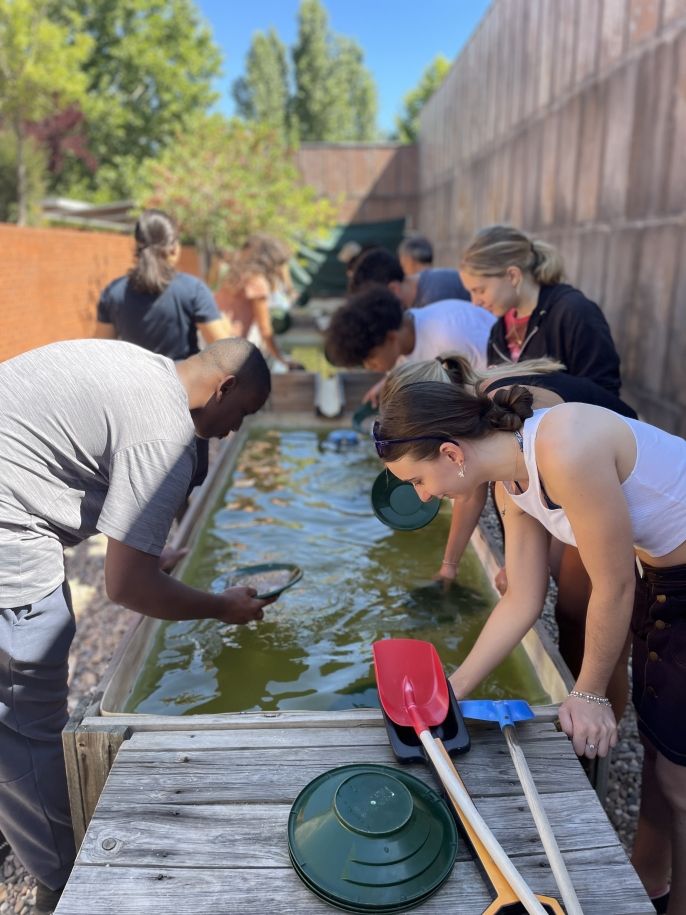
[376,380,686,915]
[96,209,231,359]
[0,337,272,914]
[349,248,470,307]
[95,209,233,493]
[397,234,434,275]
[459,224,622,395]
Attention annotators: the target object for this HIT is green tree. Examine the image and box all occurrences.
[50,0,222,201]
[232,29,290,138]
[291,0,377,141]
[332,37,377,141]
[394,54,451,143]
[0,0,91,224]
[0,129,47,224]
[139,114,337,277]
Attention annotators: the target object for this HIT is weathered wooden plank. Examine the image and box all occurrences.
[71,724,131,844]
[104,741,589,803]
[62,697,90,848]
[115,717,564,752]
[77,789,621,870]
[55,847,654,915]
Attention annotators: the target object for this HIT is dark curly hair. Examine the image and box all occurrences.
[324,285,404,367]
[377,381,534,462]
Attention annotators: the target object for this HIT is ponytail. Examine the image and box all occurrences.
[460,224,564,286]
[129,209,178,295]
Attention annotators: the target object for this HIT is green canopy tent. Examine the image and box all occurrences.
[290,218,406,304]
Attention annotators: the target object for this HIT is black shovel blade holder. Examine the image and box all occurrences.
[379,676,471,763]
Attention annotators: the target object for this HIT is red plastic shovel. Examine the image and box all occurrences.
[373,638,550,915]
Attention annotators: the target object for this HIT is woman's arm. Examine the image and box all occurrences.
[537,411,636,756]
[449,489,550,697]
[253,293,289,363]
[199,316,234,343]
[94,321,117,339]
[436,483,488,582]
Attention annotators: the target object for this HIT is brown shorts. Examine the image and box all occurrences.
[631,561,686,766]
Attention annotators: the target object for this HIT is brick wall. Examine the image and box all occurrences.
[0,225,200,362]
[418,0,686,434]
[296,143,419,226]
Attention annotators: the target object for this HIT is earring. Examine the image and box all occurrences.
[458,463,465,479]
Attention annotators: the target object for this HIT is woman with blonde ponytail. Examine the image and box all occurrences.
[459,225,623,396]
[375,381,686,914]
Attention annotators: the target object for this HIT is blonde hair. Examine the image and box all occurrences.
[381,354,566,405]
[460,225,564,286]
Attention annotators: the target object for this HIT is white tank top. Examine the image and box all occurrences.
[508,407,686,558]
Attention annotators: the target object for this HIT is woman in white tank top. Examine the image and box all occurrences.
[375,381,686,913]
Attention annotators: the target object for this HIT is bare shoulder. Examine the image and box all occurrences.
[535,403,624,471]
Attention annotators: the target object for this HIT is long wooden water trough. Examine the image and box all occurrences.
[57,363,649,914]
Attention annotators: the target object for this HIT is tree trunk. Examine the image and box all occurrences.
[15,120,27,226]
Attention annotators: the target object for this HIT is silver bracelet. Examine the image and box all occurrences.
[441,559,458,567]
[569,689,611,706]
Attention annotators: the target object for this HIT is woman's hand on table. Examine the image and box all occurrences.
[558,693,618,758]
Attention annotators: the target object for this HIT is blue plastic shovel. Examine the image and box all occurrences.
[460,700,584,915]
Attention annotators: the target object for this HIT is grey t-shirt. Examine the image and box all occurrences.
[0,340,197,605]
[415,269,470,307]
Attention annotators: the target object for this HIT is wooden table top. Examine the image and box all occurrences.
[55,712,653,914]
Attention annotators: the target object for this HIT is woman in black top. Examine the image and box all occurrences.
[458,225,622,396]
[381,355,637,720]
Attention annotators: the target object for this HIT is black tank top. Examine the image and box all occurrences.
[483,372,638,418]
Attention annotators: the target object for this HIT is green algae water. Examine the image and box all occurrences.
[124,428,551,714]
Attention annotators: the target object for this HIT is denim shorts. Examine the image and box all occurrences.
[631,562,686,766]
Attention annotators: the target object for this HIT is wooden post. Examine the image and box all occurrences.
[63,696,131,848]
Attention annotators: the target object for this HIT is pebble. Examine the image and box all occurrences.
[0,471,643,911]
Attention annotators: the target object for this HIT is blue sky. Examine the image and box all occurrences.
[194,0,492,135]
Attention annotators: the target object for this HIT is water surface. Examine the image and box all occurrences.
[125,429,550,714]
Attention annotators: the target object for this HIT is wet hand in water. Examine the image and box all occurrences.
[558,694,618,758]
[433,562,458,591]
[216,586,275,625]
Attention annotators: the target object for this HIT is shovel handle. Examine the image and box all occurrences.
[433,741,565,915]
[503,725,584,915]
[417,729,548,915]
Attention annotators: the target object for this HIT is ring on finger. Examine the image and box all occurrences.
[586,742,597,751]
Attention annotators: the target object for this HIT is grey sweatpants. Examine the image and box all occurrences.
[0,582,76,889]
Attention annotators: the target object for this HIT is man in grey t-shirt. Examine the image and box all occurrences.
[0,337,271,909]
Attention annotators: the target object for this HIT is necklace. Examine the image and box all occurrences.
[500,430,524,516]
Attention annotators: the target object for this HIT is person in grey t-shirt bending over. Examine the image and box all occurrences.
[0,337,271,910]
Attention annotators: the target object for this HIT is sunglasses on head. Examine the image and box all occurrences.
[371,419,458,459]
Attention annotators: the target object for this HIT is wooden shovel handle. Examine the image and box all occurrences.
[503,725,583,915]
[433,740,566,915]
[433,741,515,898]
[418,731,548,915]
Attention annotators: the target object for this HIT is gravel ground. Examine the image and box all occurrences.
[1,493,643,913]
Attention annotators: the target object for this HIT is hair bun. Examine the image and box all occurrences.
[487,385,534,431]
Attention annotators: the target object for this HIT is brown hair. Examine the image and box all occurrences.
[460,225,564,286]
[377,380,534,462]
[224,234,291,292]
[129,209,178,295]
